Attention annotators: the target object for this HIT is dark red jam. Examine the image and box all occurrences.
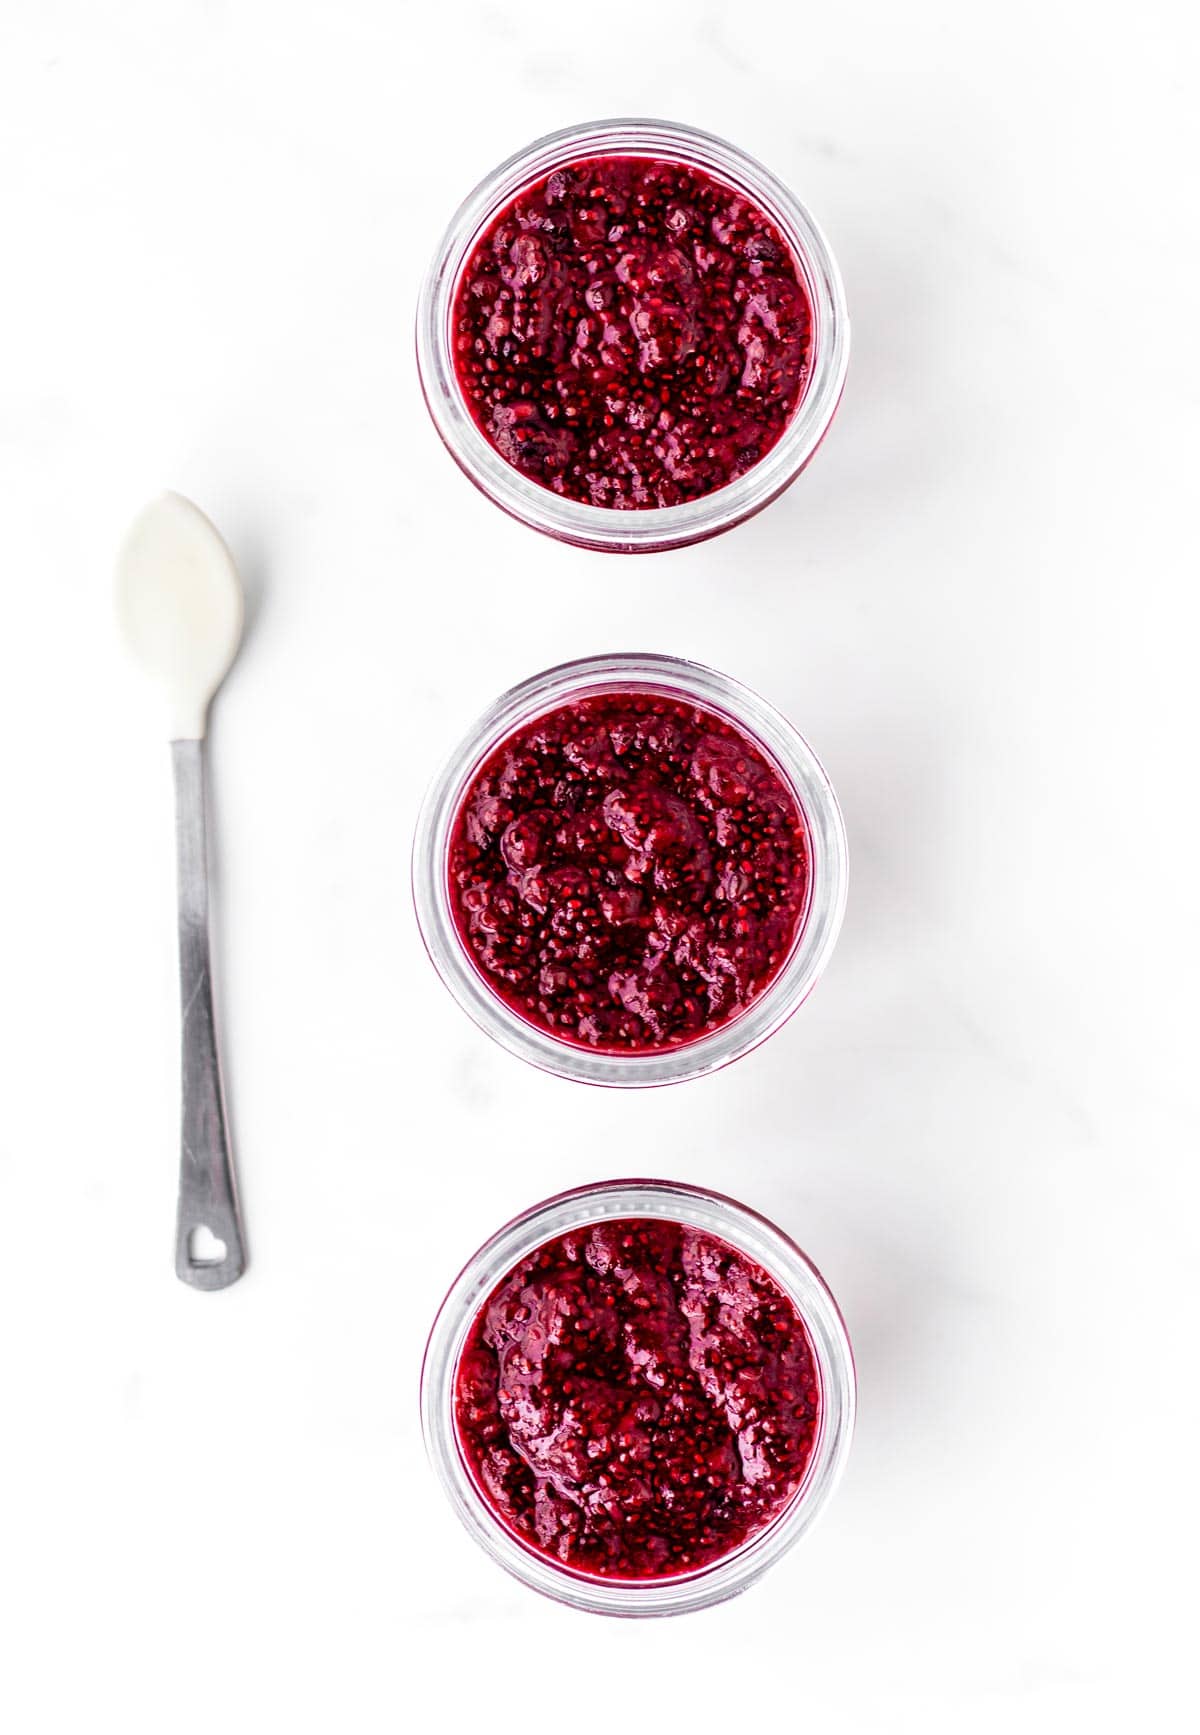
[455,1218,820,1579]
[451,154,813,508]
[447,691,809,1053]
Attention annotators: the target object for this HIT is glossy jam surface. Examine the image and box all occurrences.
[455,1218,820,1580]
[451,154,813,508]
[447,691,809,1053]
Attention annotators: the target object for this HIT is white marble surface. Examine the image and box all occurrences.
[1,2,1196,1729]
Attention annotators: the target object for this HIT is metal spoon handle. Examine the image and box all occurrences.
[172,739,246,1290]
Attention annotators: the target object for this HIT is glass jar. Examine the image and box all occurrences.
[411,652,848,1088]
[416,117,849,553]
[421,1178,856,1616]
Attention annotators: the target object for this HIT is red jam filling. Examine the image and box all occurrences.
[447,692,810,1053]
[455,1218,820,1580]
[451,154,813,508]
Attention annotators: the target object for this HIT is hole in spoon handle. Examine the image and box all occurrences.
[177,1200,245,1291]
[172,739,247,1292]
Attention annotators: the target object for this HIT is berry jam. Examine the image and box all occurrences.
[451,155,813,508]
[447,692,809,1053]
[455,1218,820,1580]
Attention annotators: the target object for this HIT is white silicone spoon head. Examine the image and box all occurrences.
[115,492,244,739]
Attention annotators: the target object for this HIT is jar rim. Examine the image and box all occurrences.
[410,652,849,1088]
[420,1179,856,1616]
[415,117,850,553]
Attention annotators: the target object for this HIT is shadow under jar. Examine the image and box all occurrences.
[416,119,849,552]
[411,654,848,1087]
[421,1180,856,1616]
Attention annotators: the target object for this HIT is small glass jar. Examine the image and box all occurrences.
[416,118,849,553]
[411,652,848,1088]
[421,1179,855,1616]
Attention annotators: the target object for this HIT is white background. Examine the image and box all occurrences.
[1,2,1196,1729]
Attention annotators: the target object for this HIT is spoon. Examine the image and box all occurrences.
[116,492,248,1289]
